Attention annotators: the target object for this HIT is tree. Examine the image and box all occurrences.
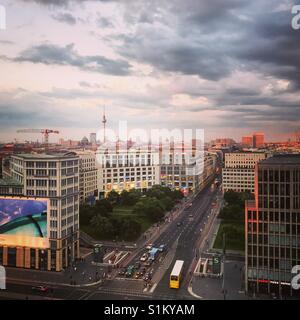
[94,199,113,217]
[118,218,141,240]
[160,196,174,211]
[120,189,141,206]
[79,203,96,225]
[219,204,243,221]
[171,189,184,200]
[133,197,165,222]
[90,215,114,238]
[107,190,120,205]
[224,190,242,206]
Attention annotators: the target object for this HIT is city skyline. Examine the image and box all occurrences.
[0,0,299,142]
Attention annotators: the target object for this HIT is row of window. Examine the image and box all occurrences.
[248,223,300,234]
[247,268,294,282]
[248,210,299,222]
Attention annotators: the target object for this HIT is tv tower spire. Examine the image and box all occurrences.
[102,106,107,144]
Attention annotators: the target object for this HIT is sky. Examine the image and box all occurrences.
[0,0,299,143]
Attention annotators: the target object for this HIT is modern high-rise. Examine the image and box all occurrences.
[241,132,265,148]
[1,152,80,271]
[245,154,300,297]
[223,152,269,193]
[89,133,97,145]
[242,135,253,147]
[253,132,265,148]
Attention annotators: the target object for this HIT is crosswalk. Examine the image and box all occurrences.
[80,286,151,300]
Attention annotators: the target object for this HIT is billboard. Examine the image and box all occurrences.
[0,197,50,249]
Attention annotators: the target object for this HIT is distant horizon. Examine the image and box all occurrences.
[0,1,299,144]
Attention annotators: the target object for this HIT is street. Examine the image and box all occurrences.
[1,180,225,300]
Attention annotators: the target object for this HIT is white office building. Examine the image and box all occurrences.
[96,142,160,197]
[222,152,270,193]
[75,150,98,203]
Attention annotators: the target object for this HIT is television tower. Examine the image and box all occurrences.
[102,107,107,144]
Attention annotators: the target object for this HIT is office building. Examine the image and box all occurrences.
[1,152,80,271]
[242,136,253,147]
[160,148,216,195]
[223,152,269,193]
[241,132,265,148]
[75,150,98,203]
[89,133,97,145]
[97,142,160,197]
[245,154,300,297]
[253,132,265,148]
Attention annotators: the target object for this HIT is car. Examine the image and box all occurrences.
[134,261,141,269]
[158,244,166,252]
[135,269,145,278]
[31,286,49,293]
[140,253,148,262]
[145,259,153,267]
[125,265,135,277]
[146,243,153,250]
[189,214,193,218]
[118,267,127,276]
[177,222,182,227]
[143,272,152,281]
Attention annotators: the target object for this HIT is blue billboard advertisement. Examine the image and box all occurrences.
[0,197,49,248]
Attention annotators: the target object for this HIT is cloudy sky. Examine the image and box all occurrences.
[0,0,299,143]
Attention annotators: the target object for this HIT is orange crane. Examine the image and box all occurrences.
[17,128,59,147]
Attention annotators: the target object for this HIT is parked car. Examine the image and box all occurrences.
[134,261,141,269]
[31,286,49,293]
[140,253,148,262]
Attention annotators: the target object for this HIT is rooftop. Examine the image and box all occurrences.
[12,152,78,159]
[260,154,300,165]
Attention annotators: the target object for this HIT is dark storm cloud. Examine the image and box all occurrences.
[11,0,300,131]
[20,0,116,6]
[12,43,131,76]
[235,9,300,91]
[51,12,77,25]
[225,88,261,97]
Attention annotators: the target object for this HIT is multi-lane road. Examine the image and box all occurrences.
[152,184,220,299]
[2,179,222,300]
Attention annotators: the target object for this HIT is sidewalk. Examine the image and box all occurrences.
[6,250,107,288]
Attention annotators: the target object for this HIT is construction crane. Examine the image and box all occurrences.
[17,128,59,147]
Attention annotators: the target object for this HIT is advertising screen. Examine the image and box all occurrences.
[0,197,49,249]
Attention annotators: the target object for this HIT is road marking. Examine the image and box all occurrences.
[149,283,157,293]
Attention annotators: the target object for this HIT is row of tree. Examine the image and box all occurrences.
[217,190,254,249]
[218,190,253,221]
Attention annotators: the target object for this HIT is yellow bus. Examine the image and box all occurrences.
[170,260,184,289]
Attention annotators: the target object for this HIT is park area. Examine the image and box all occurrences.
[80,186,183,242]
[213,190,254,252]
